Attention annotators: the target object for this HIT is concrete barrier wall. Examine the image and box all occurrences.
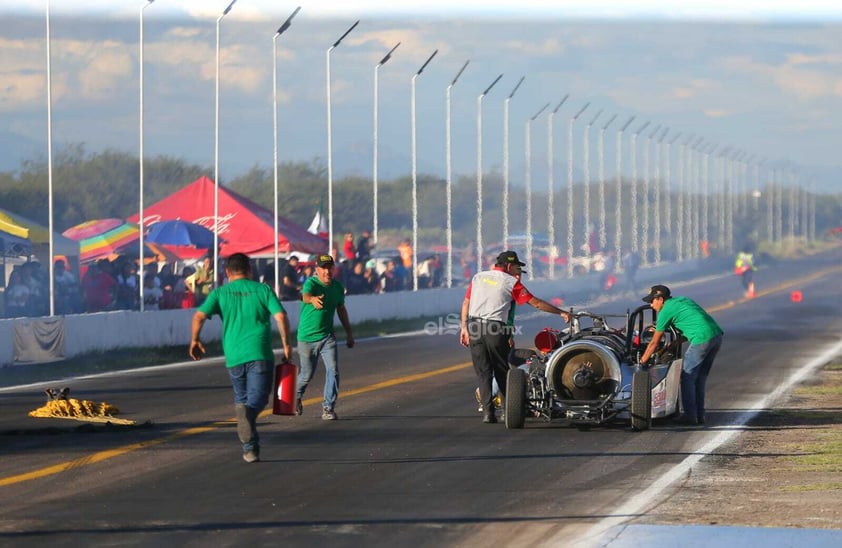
[0,259,707,366]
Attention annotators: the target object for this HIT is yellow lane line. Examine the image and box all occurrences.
[3,263,839,488]
[0,362,472,488]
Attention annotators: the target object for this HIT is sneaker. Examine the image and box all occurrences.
[295,398,303,416]
[322,407,337,420]
[482,410,497,424]
[243,450,260,463]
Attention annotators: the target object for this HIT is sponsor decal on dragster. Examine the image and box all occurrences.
[652,379,667,413]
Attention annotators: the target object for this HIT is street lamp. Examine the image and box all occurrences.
[652,126,668,263]
[614,115,634,262]
[629,120,648,257]
[138,0,155,312]
[214,0,237,286]
[641,123,660,264]
[373,41,400,248]
[46,0,55,316]
[566,102,589,277]
[445,60,470,288]
[326,20,359,258]
[597,113,616,252]
[547,94,568,280]
[583,109,601,258]
[411,49,438,291]
[665,131,682,252]
[475,73,503,274]
[272,6,300,296]
[503,76,524,248]
[525,102,549,278]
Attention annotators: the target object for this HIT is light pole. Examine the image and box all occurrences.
[138,0,155,312]
[46,0,55,316]
[641,123,660,264]
[677,133,695,260]
[566,102,589,277]
[525,102,549,278]
[214,0,237,285]
[272,6,300,296]
[652,126,668,263]
[583,109,601,257]
[373,41,400,248]
[503,76,524,248]
[597,114,616,253]
[547,94,568,280]
[326,20,359,258]
[629,120,649,256]
[445,60,470,288]
[475,73,503,274]
[614,115,634,262]
[665,131,681,255]
[410,49,438,291]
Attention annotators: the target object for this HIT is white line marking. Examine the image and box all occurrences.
[573,337,842,548]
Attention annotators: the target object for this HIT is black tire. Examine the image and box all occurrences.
[630,369,652,431]
[505,368,527,429]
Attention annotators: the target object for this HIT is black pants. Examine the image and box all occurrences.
[468,319,512,409]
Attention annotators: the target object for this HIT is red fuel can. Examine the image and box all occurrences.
[273,362,298,415]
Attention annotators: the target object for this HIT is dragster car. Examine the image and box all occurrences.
[504,305,685,431]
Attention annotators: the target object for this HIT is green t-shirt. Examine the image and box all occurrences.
[198,278,285,367]
[298,276,346,343]
[655,295,723,345]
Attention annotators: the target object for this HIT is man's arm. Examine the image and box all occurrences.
[459,297,471,347]
[639,330,665,364]
[527,296,570,323]
[189,310,208,360]
[273,311,293,362]
[337,304,354,348]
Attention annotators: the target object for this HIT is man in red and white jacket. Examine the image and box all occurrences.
[460,251,570,424]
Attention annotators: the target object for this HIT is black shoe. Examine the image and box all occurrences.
[483,410,497,424]
[697,416,705,425]
[673,414,701,426]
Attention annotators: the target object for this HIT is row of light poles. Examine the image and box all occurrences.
[41,3,820,318]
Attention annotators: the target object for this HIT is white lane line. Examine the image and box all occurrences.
[571,337,842,548]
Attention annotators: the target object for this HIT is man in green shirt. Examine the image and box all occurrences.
[639,284,724,426]
[190,253,292,463]
[296,254,354,420]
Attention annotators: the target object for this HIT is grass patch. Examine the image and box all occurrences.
[784,432,842,472]
[780,482,842,492]
[0,315,444,388]
[794,385,842,396]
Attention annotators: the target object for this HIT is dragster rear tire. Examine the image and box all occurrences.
[505,368,527,429]
[630,369,652,431]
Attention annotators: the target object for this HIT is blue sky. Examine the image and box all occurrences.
[1,1,841,192]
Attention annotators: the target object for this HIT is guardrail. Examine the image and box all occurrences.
[0,259,712,366]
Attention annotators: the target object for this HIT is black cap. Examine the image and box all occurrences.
[496,250,526,268]
[642,284,671,303]
[316,254,335,268]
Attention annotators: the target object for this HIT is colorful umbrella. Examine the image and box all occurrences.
[79,223,140,263]
[62,218,126,241]
[145,220,217,249]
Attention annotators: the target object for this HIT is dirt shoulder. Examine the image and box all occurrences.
[641,359,842,529]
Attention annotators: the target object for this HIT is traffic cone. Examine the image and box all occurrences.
[791,290,803,303]
[747,283,755,299]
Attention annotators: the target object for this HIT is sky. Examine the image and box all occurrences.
[1,1,841,193]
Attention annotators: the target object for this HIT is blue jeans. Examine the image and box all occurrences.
[680,334,723,420]
[297,334,340,410]
[227,360,273,452]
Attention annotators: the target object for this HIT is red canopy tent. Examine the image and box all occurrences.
[128,176,327,258]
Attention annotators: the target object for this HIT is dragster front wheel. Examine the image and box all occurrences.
[505,368,527,429]
[630,369,652,431]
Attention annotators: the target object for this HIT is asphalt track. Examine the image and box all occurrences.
[1,248,841,547]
